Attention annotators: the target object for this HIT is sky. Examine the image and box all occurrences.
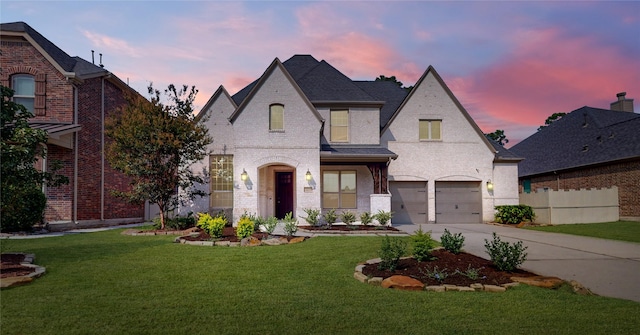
[2,1,638,146]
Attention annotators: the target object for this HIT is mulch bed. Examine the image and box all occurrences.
[0,253,35,279]
[301,225,400,232]
[362,249,536,287]
[179,226,297,242]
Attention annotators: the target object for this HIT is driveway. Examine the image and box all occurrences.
[396,223,640,303]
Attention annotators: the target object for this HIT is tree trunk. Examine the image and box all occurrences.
[157,202,166,230]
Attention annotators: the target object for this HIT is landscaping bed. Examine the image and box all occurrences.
[300,225,401,232]
[0,254,34,279]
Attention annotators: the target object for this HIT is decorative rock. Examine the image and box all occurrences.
[241,237,261,246]
[261,238,284,246]
[511,276,564,289]
[367,277,383,286]
[470,283,484,291]
[0,276,33,288]
[366,258,382,265]
[569,280,595,296]
[354,272,368,283]
[484,285,507,292]
[288,237,306,244]
[458,286,476,292]
[381,275,424,291]
[425,285,446,292]
[354,264,365,273]
[215,241,231,247]
[502,282,520,289]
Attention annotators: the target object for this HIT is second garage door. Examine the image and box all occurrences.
[435,181,482,223]
[390,181,427,225]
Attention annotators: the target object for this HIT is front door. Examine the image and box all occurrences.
[275,172,294,219]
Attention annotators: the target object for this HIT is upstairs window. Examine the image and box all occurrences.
[270,104,284,131]
[12,74,35,113]
[419,120,442,141]
[330,110,349,142]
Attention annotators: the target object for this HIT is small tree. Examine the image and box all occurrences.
[1,85,68,232]
[105,84,212,229]
[486,129,509,146]
[537,112,566,131]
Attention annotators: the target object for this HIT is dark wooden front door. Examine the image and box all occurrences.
[275,172,294,219]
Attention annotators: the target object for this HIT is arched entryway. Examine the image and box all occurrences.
[258,164,296,219]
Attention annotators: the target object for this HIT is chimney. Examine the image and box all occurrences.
[610,92,634,112]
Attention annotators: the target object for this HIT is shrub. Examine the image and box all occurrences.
[411,226,436,261]
[153,212,196,230]
[484,232,528,272]
[360,212,373,226]
[0,185,46,232]
[283,212,298,237]
[236,216,255,239]
[254,216,266,232]
[374,210,393,226]
[301,208,321,226]
[341,211,356,226]
[494,205,535,225]
[455,265,484,281]
[196,213,226,238]
[440,229,465,254]
[323,209,337,228]
[420,266,449,283]
[378,235,407,271]
[263,216,278,235]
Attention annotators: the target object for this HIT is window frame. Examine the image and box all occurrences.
[269,104,284,132]
[419,119,442,141]
[322,170,357,209]
[209,155,234,208]
[11,74,35,113]
[330,109,349,142]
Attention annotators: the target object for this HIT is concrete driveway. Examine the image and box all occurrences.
[396,223,640,303]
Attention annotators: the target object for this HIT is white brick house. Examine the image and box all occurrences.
[185,55,521,225]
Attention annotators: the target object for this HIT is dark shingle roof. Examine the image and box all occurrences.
[485,136,522,162]
[320,144,397,162]
[354,81,409,130]
[510,106,640,177]
[1,21,107,78]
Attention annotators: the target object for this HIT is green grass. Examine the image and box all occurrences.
[1,229,639,334]
[525,221,640,243]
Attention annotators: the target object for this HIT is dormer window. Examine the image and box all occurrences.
[12,74,35,113]
[269,104,284,131]
[330,109,349,142]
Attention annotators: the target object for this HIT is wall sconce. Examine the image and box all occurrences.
[241,169,248,182]
[305,169,312,181]
[486,180,494,191]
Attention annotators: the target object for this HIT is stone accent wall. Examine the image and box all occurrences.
[523,160,640,219]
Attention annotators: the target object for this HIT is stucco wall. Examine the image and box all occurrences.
[318,107,379,145]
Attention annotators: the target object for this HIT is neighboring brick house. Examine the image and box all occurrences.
[185,55,521,225]
[510,93,640,220]
[1,22,144,230]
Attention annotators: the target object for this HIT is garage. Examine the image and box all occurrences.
[435,181,482,223]
[390,181,427,224]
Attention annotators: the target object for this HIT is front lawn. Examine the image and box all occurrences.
[1,228,639,334]
[525,221,640,243]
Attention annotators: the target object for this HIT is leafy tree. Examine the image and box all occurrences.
[375,75,413,92]
[105,84,212,230]
[486,129,509,146]
[1,85,68,232]
[537,112,566,131]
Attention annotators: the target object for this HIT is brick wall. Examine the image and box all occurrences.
[524,160,640,218]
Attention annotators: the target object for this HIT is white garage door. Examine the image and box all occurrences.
[435,181,482,223]
[390,181,427,224]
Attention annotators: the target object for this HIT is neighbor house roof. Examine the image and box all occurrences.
[1,21,109,79]
[510,106,640,177]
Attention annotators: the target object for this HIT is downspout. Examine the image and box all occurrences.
[101,76,105,221]
[73,85,79,224]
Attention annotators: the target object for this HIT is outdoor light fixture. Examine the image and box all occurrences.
[486,180,494,191]
[241,169,248,181]
[305,169,312,181]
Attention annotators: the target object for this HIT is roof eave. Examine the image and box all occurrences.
[1,30,76,79]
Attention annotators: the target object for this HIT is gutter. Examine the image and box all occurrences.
[73,85,79,224]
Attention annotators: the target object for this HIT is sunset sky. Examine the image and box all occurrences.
[2,1,638,146]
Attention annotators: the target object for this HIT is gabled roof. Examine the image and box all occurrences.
[195,85,236,122]
[1,21,108,79]
[382,65,497,154]
[486,136,523,162]
[228,58,323,124]
[510,106,640,177]
[354,81,409,130]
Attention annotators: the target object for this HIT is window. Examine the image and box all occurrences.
[419,120,442,140]
[523,179,531,194]
[270,104,284,131]
[12,74,35,113]
[210,155,234,208]
[330,110,349,142]
[322,170,356,208]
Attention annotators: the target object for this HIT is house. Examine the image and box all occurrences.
[0,22,144,230]
[185,55,521,225]
[510,93,640,221]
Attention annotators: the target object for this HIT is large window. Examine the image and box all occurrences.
[12,74,35,113]
[419,120,442,140]
[270,104,284,131]
[322,170,356,208]
[210,155,233,208]
[330,110,349,142]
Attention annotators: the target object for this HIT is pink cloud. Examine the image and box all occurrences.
[82,30,141,58]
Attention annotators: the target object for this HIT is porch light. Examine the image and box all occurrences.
[486,180,494,191]
[305,169,312,181]
[241,169,248,181]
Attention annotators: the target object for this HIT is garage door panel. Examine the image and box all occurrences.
[390,182,427,225]
[435,181,481,224]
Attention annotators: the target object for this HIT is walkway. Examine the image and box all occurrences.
[396,223,640,303]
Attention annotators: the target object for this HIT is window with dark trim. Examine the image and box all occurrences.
[12,74,35,113]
